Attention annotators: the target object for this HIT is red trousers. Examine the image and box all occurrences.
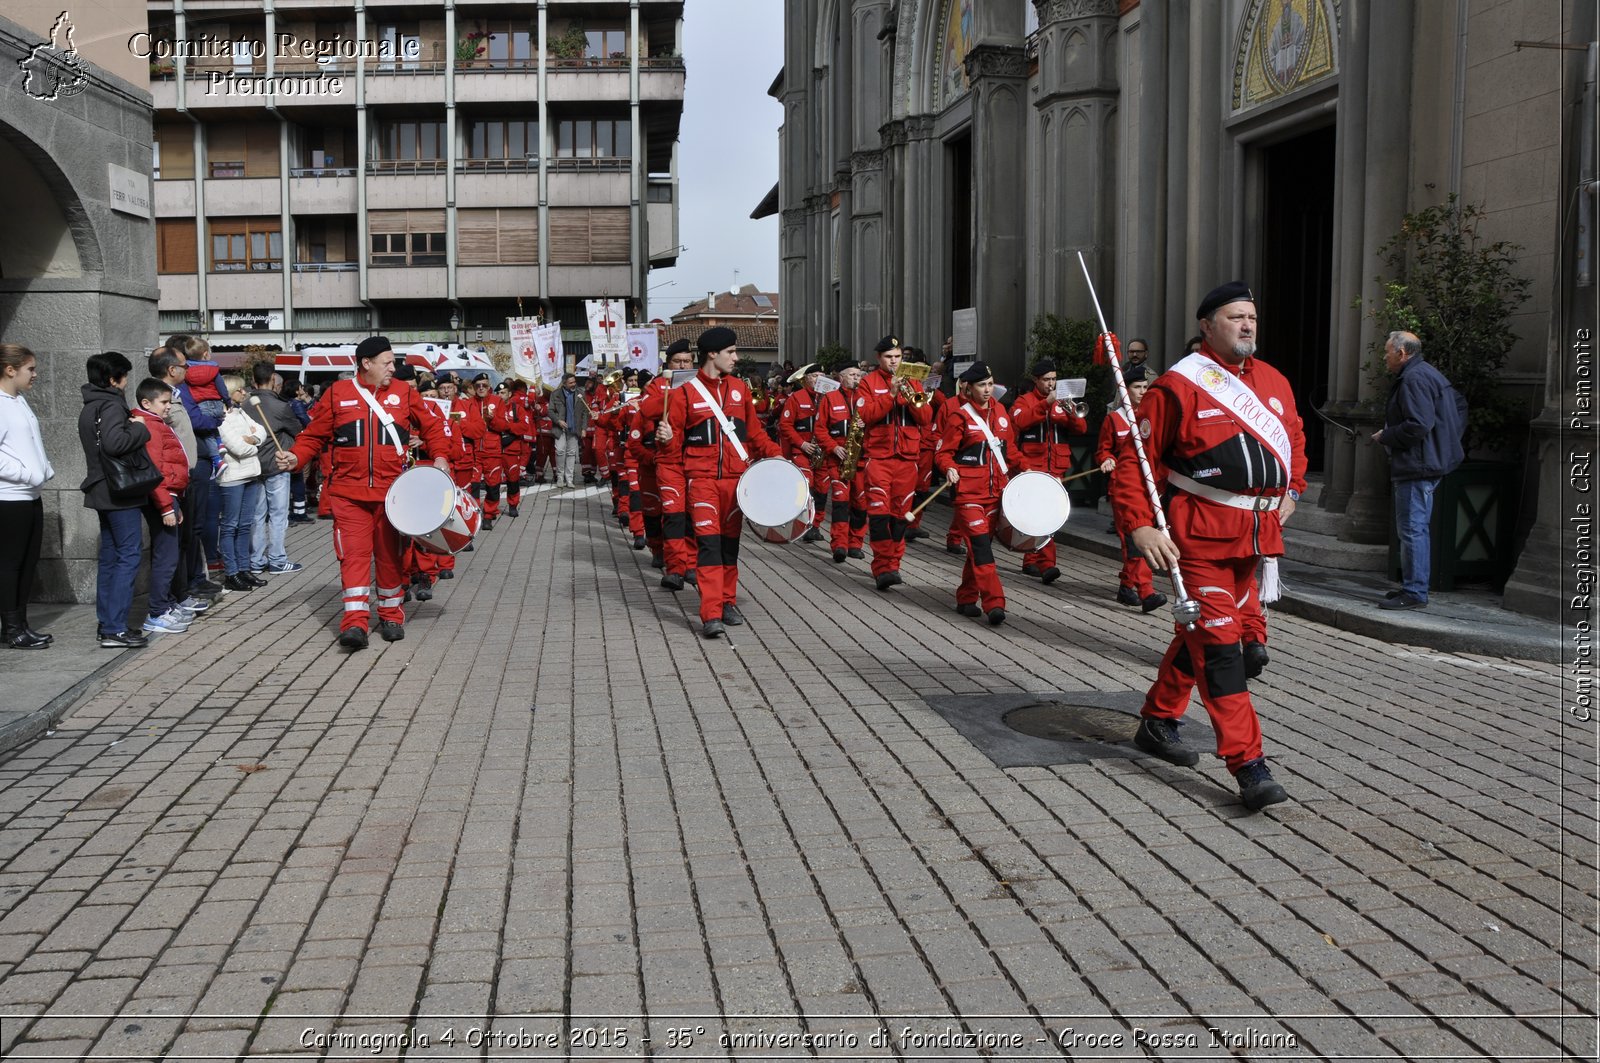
[627,462,646,535]
[954,496,1005,610]
[658,463,693,576]
[504,442,528,504]
[479,450,505,518]
[1023,537,1058,573]
[1141,555,1264,771]
[864,457,917,576]
[330,495,406,632]
[827,465,868,551]
[637,460,664,561]
[688,476,743,623]
[802,462,830,528]
[533,433,556,481]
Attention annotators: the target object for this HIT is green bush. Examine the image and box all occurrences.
[812,342,854,375]
[1362,194,1531,457]
[1025,313,1111,420]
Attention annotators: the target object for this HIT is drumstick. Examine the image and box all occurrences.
[247,396,290,453]
[1061,466,1101,485]
[904,480,952,521]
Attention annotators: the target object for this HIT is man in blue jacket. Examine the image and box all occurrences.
[1372,330,1468,610]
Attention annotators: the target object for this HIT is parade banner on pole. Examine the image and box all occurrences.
[585,298,627,366]
[531,321,565,390]
[625,327,660,372]
[507,316,541,384]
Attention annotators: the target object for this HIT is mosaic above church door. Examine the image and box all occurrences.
[1232,0,1340,113]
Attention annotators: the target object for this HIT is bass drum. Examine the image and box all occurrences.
[736,458,815,544]
[994,470,1072,553]
[385,465,482,555]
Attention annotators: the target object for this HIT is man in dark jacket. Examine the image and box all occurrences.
[77,352,153,647]
[1372,330,1467,610]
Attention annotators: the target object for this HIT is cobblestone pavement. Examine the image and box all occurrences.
[0,485,1592,1061]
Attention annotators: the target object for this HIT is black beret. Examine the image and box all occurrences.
[436,372,456,386]
[958,361,993,384]
[874,335,901,354]
[1196,281,1255,320]
[665,338,692,356]
[391,361,415,380]
[1030,358,1057,378]
[1123,364,1147,384]
[697,326,738,355]
[472,373,490,383]
[355,336,392,361]
[636,370,654,388]
[417,377,437,393]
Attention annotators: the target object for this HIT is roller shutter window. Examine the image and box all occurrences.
[154,123,194,180]
[244,124,280,178]
[459,208,538,265]
[157,219,197,274]
[209,126,246,179]
[369,209,446,266]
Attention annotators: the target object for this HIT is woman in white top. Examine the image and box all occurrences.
[216,374,266,591]
[0,344,56,648]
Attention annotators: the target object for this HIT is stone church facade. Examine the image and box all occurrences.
[772,0,1595,617]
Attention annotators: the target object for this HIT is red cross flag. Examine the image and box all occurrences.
[625,327,660,372]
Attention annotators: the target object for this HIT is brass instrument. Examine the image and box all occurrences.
[787,362,818,385]
[839,410,866,479]
[749,376,768,405]
[601,368,624,388]
[892,361,933,408]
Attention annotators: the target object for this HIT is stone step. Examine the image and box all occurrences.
[1290,503,1344,537]
[1281,525,1388,572]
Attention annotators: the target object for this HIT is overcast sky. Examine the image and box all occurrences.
[646,0,784,321]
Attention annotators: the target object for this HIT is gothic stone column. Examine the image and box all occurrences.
[964,43,1030,384]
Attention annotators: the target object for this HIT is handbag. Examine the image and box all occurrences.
[97,414,162,499]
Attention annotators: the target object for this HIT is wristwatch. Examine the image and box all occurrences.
[1287,489,1301,502]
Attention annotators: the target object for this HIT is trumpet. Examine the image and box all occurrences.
[601,368,624,388]
[749,377,768,406]
[892,361,933,408]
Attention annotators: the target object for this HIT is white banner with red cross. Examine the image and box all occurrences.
[625,328,660,373]
[531,321,565,391]
[508,316,542,385]
[585,299,627,365]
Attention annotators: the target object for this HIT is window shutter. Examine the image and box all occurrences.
[156,124,194,179]
[549,208,589,264]
[499,209,538,264]
[590,208,630,263]
[458,209,498,265]
[408,209,446,233]
[244,124,280,177]
[369,211,408,235]
[157,219,197,274]
[209,125,246,163]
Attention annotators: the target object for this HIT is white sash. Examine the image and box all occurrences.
[689,378,750,463]
[351,381,405,457]
[1167,353,1292,476]
[960,402,1009,474]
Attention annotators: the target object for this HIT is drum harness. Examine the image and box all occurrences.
[689,378,749,477]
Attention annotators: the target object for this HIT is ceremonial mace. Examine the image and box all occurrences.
[1076,252,1201,629]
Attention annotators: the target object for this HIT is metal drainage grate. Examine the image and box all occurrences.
[1004,701,1137,744]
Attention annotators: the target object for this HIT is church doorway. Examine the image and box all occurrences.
[1257,123,1334,472]
[947,131,972,314]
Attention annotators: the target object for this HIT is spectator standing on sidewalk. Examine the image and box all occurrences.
[131,380,195,636]
[1371,330,1467,611]
[246,364,303,575]
[216,375,266,593]
[285,380,315,523]
[148,347,218,606]
[550,373,588,488]
[0,344,55,649]
[77,351,152,649]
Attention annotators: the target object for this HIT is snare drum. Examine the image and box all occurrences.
[385,465,482,555]
[994,470,1072,553]
[736,458,815,544]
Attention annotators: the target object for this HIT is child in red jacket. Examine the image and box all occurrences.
[132,379,194,635]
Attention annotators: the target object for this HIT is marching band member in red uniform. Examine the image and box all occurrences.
[531,387,556,484]
[776,363,828,544]
[277,337,449,650]
[1009,358,1088,584]
[1109,281,1304,811]
[431,373,484,577]
[657,327,782,639]
[935,362,1016,625]
[856,335,933,590]
[813,365,869,562]
[638,340,696,588]
[1095,363,1161,611]
[490,380,534,518]
[464,374,504,527]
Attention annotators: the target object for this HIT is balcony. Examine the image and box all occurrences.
[366,171,446,208]
[154,179,196,217]
[546,264,632,298]
[368,266,447,301]
[288,170,358,214]
[455,170,539,208]
[363,67,447,106]
[545,65,629,103]
[157,274,198,311]
[548,171,630,207]
[292,266,360,307]
[204,177,281,216]
[458,265,537,299]
[207,271,286,307]
[454,67,539,105]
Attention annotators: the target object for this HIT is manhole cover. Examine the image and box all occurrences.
[1004,701,1136,744]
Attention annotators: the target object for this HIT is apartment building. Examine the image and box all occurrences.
[147,0,685,353]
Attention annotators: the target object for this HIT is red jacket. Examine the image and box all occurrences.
[856,366,933,460]
[491,391,534,448]
[634,376,681,467]
[428,395,485,467]
[1010,387,1087,475]
[664,369,781,480]
[1095,404,1135,466]
[934,398,1015,500]
[290,378,449,502]
[813,387,862,469]
[1109,345,1306,560]
[777,387,821,460]
[133,408,190,514]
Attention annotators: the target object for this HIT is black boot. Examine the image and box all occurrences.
[2,610,48,649]
[16,608,51,645]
